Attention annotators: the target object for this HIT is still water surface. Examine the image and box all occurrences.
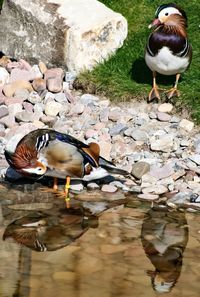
[0,182,200,297]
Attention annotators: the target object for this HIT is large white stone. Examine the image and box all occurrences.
[0,0,127,73]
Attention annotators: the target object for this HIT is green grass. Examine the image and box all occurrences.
[76,0,200,122]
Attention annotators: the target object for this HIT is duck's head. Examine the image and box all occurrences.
[148,3,187,29]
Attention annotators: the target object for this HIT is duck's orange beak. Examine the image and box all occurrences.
[148,18,161,29]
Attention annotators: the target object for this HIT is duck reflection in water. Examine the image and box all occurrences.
[3,208,98,252]
[141,207,188,293]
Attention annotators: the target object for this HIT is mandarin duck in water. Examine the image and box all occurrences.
[145,3,192,101]
[5,129,129,206]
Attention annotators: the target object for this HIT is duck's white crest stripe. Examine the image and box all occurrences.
[35,133,49,151]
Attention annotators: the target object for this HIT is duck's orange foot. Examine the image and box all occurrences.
[148,87,161,102]
[166,88,180,99]
[54,190,71,208]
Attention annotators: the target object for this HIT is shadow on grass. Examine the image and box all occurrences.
[131,57,179,86]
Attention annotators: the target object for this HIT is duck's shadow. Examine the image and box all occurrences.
[131,58,179,86]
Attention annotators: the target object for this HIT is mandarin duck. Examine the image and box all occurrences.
[141,208,188,293]
[5,129,130,205]
[3,210,98,252]
[145,3,192,101]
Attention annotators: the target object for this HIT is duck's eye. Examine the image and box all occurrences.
[165,12,169,16]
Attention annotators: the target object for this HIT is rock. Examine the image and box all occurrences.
[70,103,85,115]
[99,108,109,122]
[137,193,159,200]
[142,185,168,195]
[189,154,200,166]
[22,102,33,112]
[150,135,174,152]
[157,112,171,122]
[44,101,63,116]
[10,68,35,82]
[3,80,33,97]
[131,129,148,142]
[0,56,11,67]
[108,108,121,122]
[45,68,64,93]
[14,88,30,100]
[131,161,150,179]
[70,183,84,192]
[85,129,98,140]
[150,164,174,180]
[54,92,67,103]
[38,62,47,74]
[40,115,56,126]
[15,111,36,122]
[0,105,9,119]
[31,64,43,79]
[80,94,99,106]
[179,119,194,132]
[101,184,118,193]
[109,123,127,136]
[0,67,9,87]
[4,97,26,106]
[0,0,127,73]
[32,78,46,93]
[0,114,16,128]
[157,103,173,113]
[87,182,100,190]
[28,91,42,104]
[98,140,112,160]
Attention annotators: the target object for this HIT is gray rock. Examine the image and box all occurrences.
[150,164,174,180]
[0,105,9,119]
[54,92,68,103]
[101,184,118,193]
[80,94,99,106]
[137,193,159,200]
[157,112,171,122]
[189,154,200,166]
[28,91,42,104]
[109,123,127,136]
[45,101,63,116]
[15,111,36,122]
[131,161,150,179]
[131,129,148,141]
[14,88,30,100]
[150,135,174,152]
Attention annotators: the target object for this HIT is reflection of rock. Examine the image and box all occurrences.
[3,208,98,252]
[141,207,188,293]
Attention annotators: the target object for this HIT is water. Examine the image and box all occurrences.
[0,182,200,297]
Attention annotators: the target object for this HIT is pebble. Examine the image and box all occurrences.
[179,119,194,132]
[44,101,63,116]
[156,111,171,122]
[137,193,159,200]
[32,78,46,93]
[131,161,150,179]
[101,184,118,193]
[189,154,200,166]
[3,80,33,97]
[150,135,174,152]
[45,68,64,93]
[0,67,9,87]
[0,105,9,119]
[157,103,173,113]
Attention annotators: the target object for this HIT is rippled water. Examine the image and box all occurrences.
[0,182,200,297]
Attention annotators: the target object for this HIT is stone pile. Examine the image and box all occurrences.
[0,56,200,210]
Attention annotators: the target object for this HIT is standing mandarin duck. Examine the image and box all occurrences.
[5,129,130,206]
[145,3,192,101]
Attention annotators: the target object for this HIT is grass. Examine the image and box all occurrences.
[76,0,200,122]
